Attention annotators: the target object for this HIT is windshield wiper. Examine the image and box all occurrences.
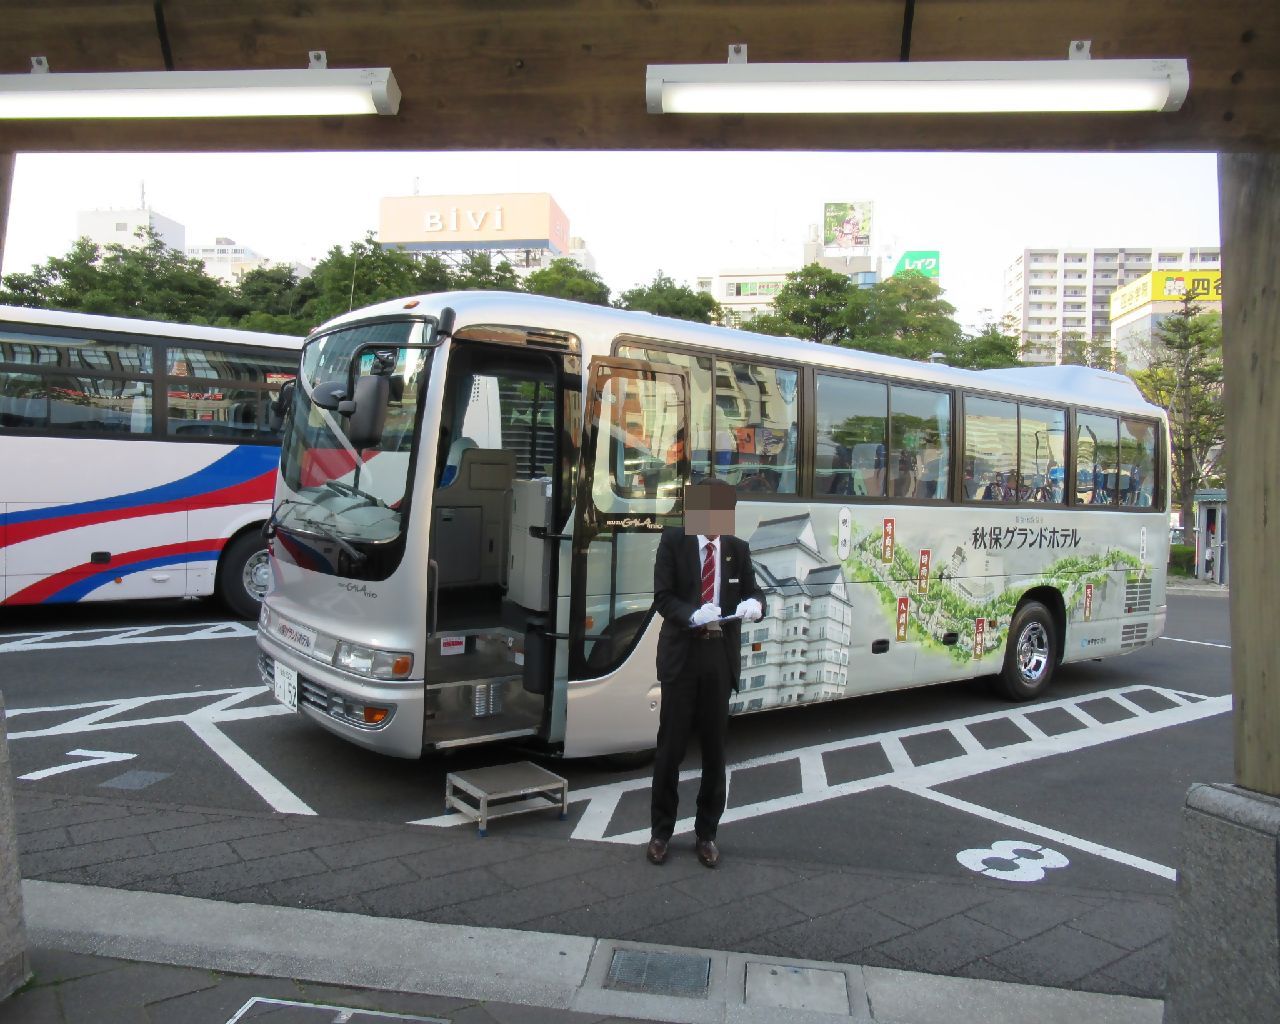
[263,498,306,539]
[323,479,386,508]
[291,512,368,567]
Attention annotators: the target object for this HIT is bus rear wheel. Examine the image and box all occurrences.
[217,532,270,620]
[994,601,1057,701]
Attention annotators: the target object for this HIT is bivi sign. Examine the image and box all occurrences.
[894,250,941,278]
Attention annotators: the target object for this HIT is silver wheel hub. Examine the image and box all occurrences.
[1016,621,1050,683]
[242,550,271,598]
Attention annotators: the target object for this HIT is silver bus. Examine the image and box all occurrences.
[256,291,1169,758]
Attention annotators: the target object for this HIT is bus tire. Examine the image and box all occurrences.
[217,531,270,620]
[995,600,1057,701]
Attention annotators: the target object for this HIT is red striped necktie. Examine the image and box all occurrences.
[701,541,715,606]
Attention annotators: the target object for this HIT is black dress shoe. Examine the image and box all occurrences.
[696,838,720,868]
[646,837,669,865]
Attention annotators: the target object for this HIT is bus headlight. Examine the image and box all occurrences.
[334,642,414,680]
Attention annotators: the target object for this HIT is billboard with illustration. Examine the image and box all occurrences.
[823,201,874,256]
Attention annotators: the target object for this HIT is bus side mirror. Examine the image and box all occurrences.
[347,374,389,450]
[311,380,348,411]
[269,379,297,431]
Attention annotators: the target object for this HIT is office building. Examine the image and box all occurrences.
[1110,268,1223,370]
[76,207,185,253]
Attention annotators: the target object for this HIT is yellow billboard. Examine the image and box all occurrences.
[378,192,569,252]
[1111,270,1222,318]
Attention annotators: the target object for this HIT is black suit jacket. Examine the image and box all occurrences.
[653,527,765,691]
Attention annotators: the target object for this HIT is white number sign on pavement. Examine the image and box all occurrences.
[956,840,1071,882]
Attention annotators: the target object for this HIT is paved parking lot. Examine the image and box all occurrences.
[2,590,1233,997]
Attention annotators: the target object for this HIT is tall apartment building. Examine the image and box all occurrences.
[1002,246,1220,364]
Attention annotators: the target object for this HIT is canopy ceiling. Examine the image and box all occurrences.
[1,1,1277,154]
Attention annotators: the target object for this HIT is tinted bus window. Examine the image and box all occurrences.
[815,374,886,497]
[1075,412,1120,505]
[1120,418,1160,507]
[890,385,950,501]
[714,361,799,495]
[964,396,1018,501]
[1019,405,1067,504]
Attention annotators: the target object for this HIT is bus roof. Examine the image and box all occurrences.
[316,291,1162,420]
[0,304,302,350]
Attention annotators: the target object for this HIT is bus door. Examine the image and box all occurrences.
[422,336,572,747]
[564,358,689,758]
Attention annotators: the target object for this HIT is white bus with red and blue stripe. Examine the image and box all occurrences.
[0,306,300,617]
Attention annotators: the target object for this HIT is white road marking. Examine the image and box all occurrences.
[911,785,1176,881]
[18,748,136,781]
[6,686,313,816]
[1160,636,1231,650]
[409,684,1232,871]
[0,621,255,654]
[956,839,1071,883]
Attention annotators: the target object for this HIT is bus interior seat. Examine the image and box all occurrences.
[432,447,516,588]
[439,436,477,487]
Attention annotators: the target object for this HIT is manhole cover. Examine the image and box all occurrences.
[606,947,716,998]
[605,948,711,998]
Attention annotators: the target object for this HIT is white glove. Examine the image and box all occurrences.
[690,603,721,627]
[735,598,763,623]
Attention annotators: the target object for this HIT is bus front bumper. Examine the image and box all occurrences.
[257,633,425,759]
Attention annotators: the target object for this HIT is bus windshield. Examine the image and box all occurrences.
[277,319,431,576]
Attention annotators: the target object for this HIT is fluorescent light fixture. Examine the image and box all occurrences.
[0,62,400,119]
[647,49,1189,115]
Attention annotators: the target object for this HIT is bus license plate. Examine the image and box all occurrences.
[273,663,298,711]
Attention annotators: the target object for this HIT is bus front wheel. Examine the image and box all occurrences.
[217,532,270,620]
[995,601,1057,701]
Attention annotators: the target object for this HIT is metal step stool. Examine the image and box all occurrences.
[444,760,569,836]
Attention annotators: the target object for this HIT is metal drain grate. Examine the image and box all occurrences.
[605,948,712,998]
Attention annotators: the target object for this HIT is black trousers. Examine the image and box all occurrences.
[650,637,732,842]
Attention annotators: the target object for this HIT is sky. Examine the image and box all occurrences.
[2,150,1220,331]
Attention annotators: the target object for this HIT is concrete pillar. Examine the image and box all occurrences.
[0,692,32,1000]
[0,152,12,273]
[1163,153,1280,1022]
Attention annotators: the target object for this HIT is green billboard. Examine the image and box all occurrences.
[894,251,941,278]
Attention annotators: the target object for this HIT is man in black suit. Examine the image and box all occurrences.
[647,479,765,869]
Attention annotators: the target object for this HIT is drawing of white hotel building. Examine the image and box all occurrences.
[732,514,852,713]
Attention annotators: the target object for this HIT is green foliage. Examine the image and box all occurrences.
[946,318,1022,370]
[0,229,229,324]
[616,272,721,323]
[524,257,610,305]
[852,271,963,361]
[452,252,522,291]
[1130,297,1225,545]
[301,233,451,327]
[1168,543,1196,576]
[747,263,857,344]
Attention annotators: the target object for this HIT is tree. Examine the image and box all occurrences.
[523,257,610,305]
[1059,330,1117,370]
[747,264,856,344]
[852,272,963,361]
[452,252,521,291]
[616,272,720,323]
[213,265,317,336]
[1130,296,1225,544]
[947,317,1023,370]
[0,229,229,323]
[301,233,450,326]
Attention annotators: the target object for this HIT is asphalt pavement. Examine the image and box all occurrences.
[2,587,1233,1021]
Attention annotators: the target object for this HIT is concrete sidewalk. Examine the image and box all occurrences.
[12,879,1163,1023]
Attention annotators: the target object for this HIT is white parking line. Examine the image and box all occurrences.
[6,686,313,816]
[1160,636,1231,650]
[0,622,255,653]
[896,785,1177,881]
[409,684,1232,873]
